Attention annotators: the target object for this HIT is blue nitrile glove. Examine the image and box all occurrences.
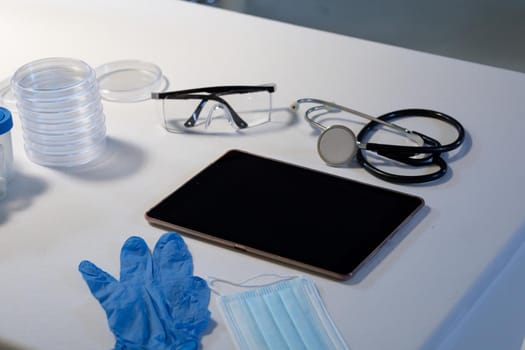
[78,232,211,350]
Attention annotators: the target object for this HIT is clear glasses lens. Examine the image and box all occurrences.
[160,90,272,133]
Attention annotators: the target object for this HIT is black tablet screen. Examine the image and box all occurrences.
[146,149,424,279]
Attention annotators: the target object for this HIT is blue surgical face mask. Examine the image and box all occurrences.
[208,275,349,350]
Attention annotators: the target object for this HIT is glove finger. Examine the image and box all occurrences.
[152,232,193,280]
[119,236,153,282]
[171,276,211,338]
[78,260,118,306]
[167,276,210,310]
[186,276,211,310]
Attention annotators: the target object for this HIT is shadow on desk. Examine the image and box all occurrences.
[59,137,146,182]
[0,171,47,225]
[0,338,28,350]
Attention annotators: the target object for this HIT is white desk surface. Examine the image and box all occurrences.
[1,0,525,349]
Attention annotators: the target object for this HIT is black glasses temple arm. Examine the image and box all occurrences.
[151,84,275,99]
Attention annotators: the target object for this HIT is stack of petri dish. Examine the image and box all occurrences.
[11,57,106,167]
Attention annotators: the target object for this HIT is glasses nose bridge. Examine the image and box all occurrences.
[205,101,233,128]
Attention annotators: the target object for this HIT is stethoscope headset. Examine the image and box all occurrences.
[291,98,465,184]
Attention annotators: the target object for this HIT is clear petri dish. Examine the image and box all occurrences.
[23,123,106,153]
[14,77,97,103]
[11,57,97,100]
[24,137,106,167]
[21,115,105,141]
[17,84,101,113]
[17,100,103,126]
[96,59,168,102]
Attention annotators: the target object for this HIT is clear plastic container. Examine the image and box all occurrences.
[0,144,5,200]
[11,57,106,167]
[0,107,14,199]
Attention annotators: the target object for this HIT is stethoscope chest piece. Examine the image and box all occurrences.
[318,125,357,166]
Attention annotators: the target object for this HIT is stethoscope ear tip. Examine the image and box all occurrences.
[290,102,298,111]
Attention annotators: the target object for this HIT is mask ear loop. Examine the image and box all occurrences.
[206,274,296,296]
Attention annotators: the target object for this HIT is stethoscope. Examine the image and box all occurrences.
[291,98,465,184]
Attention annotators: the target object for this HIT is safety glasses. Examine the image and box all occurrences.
[151,84,275,133]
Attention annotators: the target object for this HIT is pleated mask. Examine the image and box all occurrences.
[208,275,350,350]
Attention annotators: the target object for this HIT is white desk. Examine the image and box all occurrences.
[1,1,524,349]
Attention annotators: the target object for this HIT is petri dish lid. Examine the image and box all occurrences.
[95,60,168,102]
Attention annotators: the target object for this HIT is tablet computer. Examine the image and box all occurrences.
[145,149,424,280]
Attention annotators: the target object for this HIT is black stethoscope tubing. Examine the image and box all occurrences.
[356,108,465,183]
